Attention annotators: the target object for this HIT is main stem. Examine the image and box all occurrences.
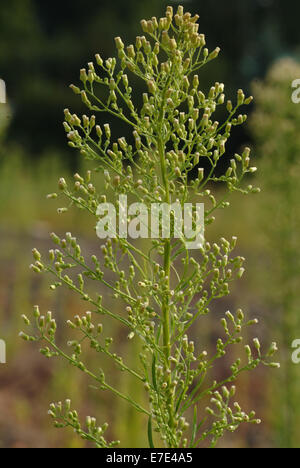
[158,136,171,353]
[158,131,175,437]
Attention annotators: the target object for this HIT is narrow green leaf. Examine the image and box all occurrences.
[148,417,155,449]
[152,354,157,391]
[190,405,197,447]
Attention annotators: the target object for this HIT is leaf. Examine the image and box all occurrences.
[148,416,155,449]
[190,405,197,447]
[152,354,157,391]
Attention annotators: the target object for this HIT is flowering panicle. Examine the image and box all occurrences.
[22,5,278,448]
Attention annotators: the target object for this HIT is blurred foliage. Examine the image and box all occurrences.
[250,58,300,448]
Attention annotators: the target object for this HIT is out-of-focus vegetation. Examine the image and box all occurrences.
[250,58,300,448]
[0,0,300,448]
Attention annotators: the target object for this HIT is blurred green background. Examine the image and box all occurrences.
[1,0,300,448]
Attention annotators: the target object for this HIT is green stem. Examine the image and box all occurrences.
[157,105,175,439]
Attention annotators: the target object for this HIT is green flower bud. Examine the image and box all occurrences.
[104,124,111,140]
[32,248,41,261]
[33,305,40,318]
[169,38,177,50]
[266,342,278,357]
[69,84,81,95]
[177,5,184,16]
[19,332,30,341]
[95,54,103,66]
[81,90,91,107]
[244,95,253,105]
[237,268,245,279]
[30,264,41,274]
[209,47,220,60]
[147,80,156,94]
[114,37,124,50]
[140,20,148,33]
[253,338,261,352]
[58,178,67,190]
[46,193,58,200]
[80,68,88,83]
[237,89,245,106]
[22,315,30,326]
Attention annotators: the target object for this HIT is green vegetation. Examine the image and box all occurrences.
[20,6,278,448]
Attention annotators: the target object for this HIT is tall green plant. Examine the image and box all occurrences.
[20,5,279,448]
[250,58,300,448]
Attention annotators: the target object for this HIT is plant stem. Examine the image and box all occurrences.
[158,128,175,439]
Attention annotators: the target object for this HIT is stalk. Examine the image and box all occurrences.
[158,127,175,437]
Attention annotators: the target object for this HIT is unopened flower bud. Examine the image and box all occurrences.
[32,248,41,261]
[237,89,245,105]
[147,80,156,94]
[209,47,220,60]
[140,20,148,32]
[114,37,124,50]
[244,96,253,105]
[58,178,67,190]
[104,124,111,139]
[95,54,103,66]
[19,332,30,341]
[80,68,88,83]
[69,84,81,95]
